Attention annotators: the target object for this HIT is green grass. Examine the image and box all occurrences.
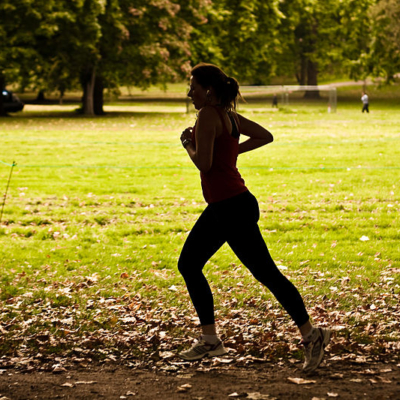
[0,85,399,362]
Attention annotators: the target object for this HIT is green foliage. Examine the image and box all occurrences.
[276,0,377,85]
[1,0,211,114]
[114,0,210,88]
[1,0,400,113]
[0,0,57,91]
[366,0,400,81]
[190,0,284,84]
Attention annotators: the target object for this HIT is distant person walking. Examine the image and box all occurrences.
[361,92,369,113]
[178,63,331,373]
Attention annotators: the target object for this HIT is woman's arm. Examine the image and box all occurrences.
[236,113,273,154]
[181,107,218,173]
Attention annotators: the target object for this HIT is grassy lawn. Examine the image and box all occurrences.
[0,86,399,367]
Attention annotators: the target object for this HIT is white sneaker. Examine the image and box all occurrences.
[179,337,228,361]
[302,327,331,373]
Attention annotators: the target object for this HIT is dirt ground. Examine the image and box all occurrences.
[0,360,399,400]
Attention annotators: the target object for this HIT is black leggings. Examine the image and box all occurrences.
[178,190,310,328]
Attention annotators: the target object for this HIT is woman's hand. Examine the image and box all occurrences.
[180,127,193,148]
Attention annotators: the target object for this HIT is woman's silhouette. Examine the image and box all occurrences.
[178,63,330,373]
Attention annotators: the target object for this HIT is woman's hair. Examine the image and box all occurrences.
[191,63,242,111]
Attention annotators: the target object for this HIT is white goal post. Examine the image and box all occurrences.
[239,85,337,113]
[186,84,337,113]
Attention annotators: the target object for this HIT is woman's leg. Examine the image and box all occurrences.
[221,193,310,328]
[178,206,226,327]
[211,191,330,371]
[228,227,310,327]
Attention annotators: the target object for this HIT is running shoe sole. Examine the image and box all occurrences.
[179,342,228,361]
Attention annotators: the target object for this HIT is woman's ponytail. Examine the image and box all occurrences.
[223,77,240,111]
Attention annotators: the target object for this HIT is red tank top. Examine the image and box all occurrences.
[191,107,248,203]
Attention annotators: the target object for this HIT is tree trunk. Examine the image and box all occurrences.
[59,88,65,105]
[296,56,307,85]
[82,68,96,115]
[304,59,320,99]
[0,74,8,117]
[36,90,46,102]
[93,75,104,115]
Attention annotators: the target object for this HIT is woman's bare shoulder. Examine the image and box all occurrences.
[197,106,223,130]
[198,105,220,118]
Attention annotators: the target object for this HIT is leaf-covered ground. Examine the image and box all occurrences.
[0,280,399,369]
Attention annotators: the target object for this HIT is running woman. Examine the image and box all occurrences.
[178,63,330,373]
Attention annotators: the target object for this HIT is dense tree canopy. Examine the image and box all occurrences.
[189,0,284,84]
[275,0,377,96]
[367,0,400,81]
[1,0,210,115]
[1,0,399,115]
[0,0,58,114]
[37,0,211,115]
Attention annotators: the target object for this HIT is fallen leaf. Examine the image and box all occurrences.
[248,393,275,399]
[213,357,234,364]
[177,383,192,393]
[377,377,392,384]
[177,374,194,379]
[331,326,346,331]
[160,351,175,360]
[288,377,317,385]
[327,393,339,397]
[120,317,136,324]
[52,365,67,373]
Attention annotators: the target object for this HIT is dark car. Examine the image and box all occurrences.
[2,89,24,112]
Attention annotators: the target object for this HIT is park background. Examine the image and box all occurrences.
[0,0,399,394]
